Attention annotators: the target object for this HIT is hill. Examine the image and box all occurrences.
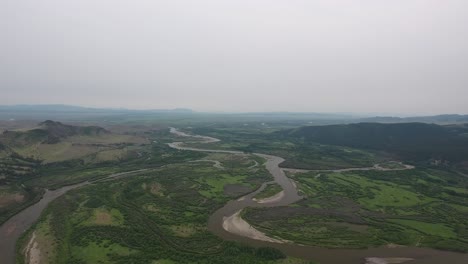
[37,120,109,141]
[0,120,109,146]
[282,122,468,163]
[0,120,146,163]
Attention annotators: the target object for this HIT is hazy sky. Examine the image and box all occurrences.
[1,1,467,114]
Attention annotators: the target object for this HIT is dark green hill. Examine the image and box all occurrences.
[282,123,468,162]
[38,120,109,138]
[0,142,13,158]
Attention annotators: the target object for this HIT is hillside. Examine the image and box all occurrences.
[0,120,109,146]
[0,120,146,163]
[1,120,109,146]
[0,143,13,159]
[282,122,468,163]
[0,121,150,226]
[37,120,109,142]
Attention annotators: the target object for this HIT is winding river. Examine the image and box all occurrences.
[0,170,146,264]
[1,128,467,264]
[169,127,468,264]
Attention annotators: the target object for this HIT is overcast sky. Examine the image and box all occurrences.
[1,1,467,114]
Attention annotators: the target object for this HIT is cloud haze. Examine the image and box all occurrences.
[1,0,467,114]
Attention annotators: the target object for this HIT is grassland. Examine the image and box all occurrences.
[4,119,468,263]
[9,119,303,264]
[10,133,147,164]
[188,126,383,170]
[23,130,208,189]
[244,168,468,251]
[0,127,206,226]
[17,160,304,264]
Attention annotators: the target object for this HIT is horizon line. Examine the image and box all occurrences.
[0,103,467,117]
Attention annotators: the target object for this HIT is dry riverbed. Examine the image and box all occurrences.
[222,210,285,244]
[24,232,41,264]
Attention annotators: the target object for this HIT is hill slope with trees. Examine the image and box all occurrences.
[280,122,468,163]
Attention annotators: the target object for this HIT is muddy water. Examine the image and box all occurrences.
[0,183,87,264]
[0,170,146,264]
[169,128,468,264]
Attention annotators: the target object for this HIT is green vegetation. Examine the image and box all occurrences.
[388,219,456,238]
[254,183,283,200]
[17,161,290,264]
[244,168,468,251]
[3,117,468,262]
[20,215,57,263]
[23,130,208,189]
[190,126,381,170]
[0,124,204,224]
[73,241,134,263]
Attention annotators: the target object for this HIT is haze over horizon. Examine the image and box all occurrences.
[2,1,468,115]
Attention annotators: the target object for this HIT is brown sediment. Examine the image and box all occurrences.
[24,232,41,264]
[365,257,414,264]
[222,210,285,244]
[253,190,285,204]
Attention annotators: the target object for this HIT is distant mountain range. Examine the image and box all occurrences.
[0,105,193,120]
[0,104,193,113]
[359,114,468,125]
[0,105,467,124]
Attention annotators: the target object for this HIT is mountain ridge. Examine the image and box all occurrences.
[281,122,468,163]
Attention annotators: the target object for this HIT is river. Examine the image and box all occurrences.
[0,170,146,264]
[1,128,467,264]
[168,127,468,264]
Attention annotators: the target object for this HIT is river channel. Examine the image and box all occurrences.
[1,128,467,264]
[169,127,468,264]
